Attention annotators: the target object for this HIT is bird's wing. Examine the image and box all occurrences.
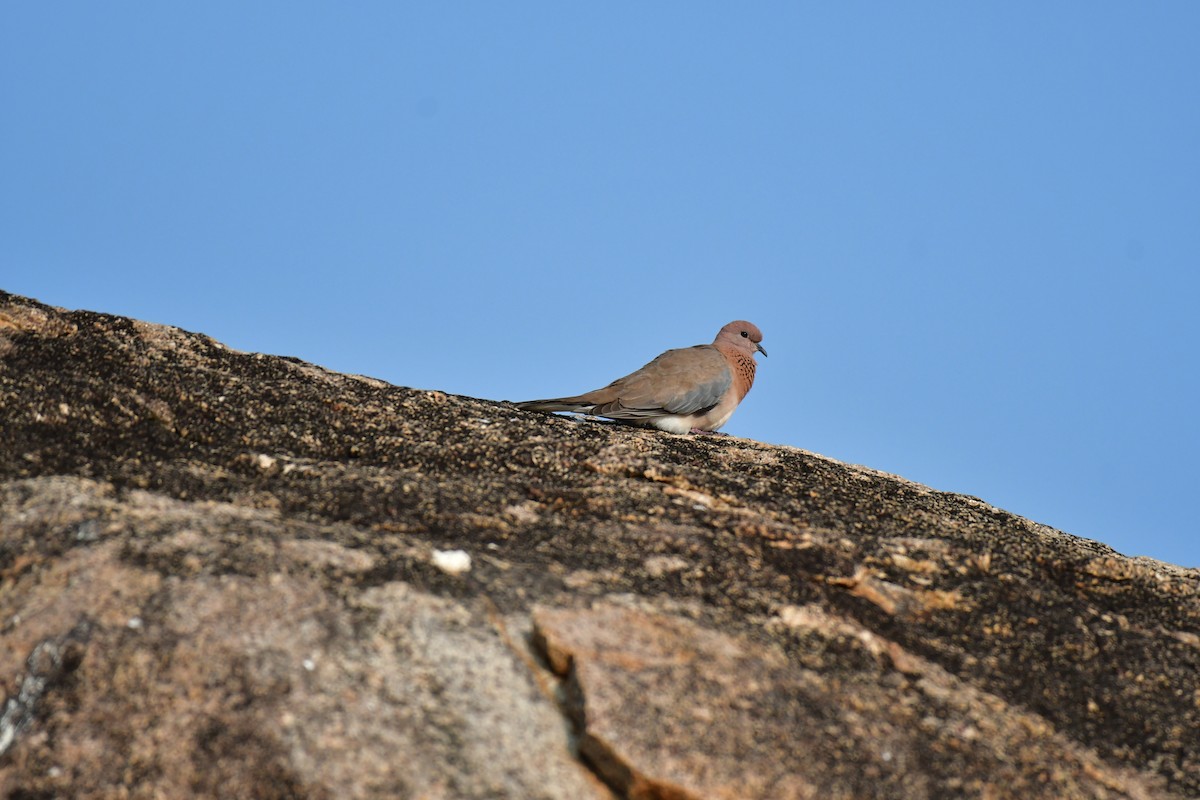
[588,345,732,419]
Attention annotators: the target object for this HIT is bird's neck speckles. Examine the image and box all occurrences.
[717,345,757,400]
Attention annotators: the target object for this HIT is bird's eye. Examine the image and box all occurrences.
[740,331,749,338]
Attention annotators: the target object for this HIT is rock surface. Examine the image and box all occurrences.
[0,289,1197,799]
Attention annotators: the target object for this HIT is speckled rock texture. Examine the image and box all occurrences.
[0,290,1197,799]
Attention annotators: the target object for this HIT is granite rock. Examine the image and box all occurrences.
[1,291,1197,798]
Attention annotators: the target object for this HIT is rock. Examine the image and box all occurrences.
[0,290,1197,798]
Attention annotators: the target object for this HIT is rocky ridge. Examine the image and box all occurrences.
[0,290,1197,799]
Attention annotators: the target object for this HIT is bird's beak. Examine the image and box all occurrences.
[756,343,768,357]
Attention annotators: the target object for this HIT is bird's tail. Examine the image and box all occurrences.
[514,398,596,413]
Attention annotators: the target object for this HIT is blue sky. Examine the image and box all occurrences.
[3,5,1198,566]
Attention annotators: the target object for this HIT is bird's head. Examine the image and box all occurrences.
[715,320,767,357]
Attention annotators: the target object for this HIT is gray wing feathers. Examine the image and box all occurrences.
[518,345,730,420]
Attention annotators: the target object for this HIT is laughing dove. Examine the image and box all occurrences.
[516,321,766,434]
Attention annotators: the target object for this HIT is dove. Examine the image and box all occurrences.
[515,321,766,434]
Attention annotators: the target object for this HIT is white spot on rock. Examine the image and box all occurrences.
[503,503,540,524]
[644,555,689,578]
[432,548,472,575]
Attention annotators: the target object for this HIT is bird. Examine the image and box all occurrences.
[515,320,766,434]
